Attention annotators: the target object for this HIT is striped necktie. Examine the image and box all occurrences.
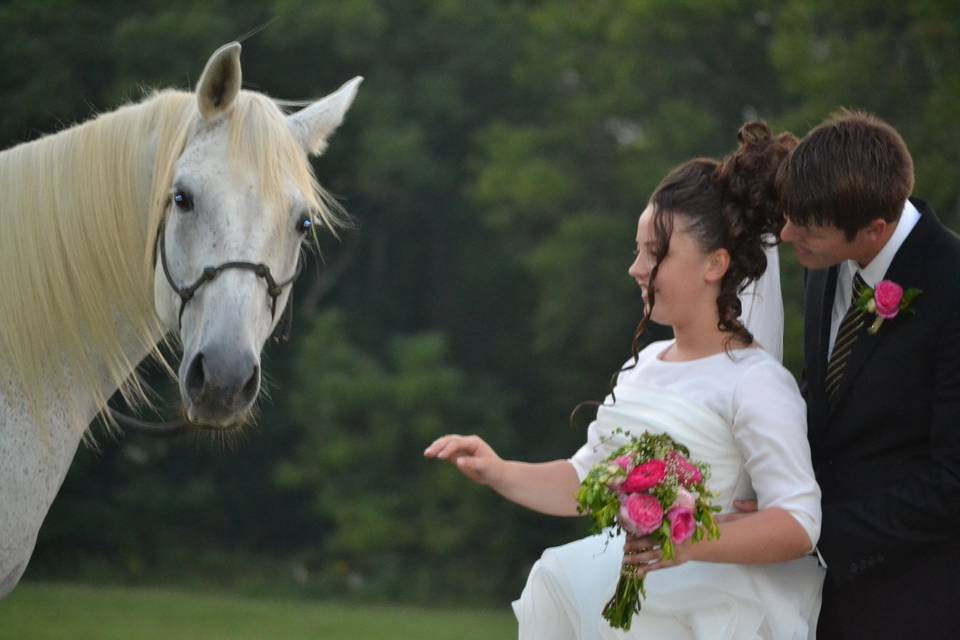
[825,272,868,402]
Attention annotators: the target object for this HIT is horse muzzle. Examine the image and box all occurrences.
[181,346,260,428]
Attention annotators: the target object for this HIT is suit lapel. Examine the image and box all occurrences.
[827,201,936,415]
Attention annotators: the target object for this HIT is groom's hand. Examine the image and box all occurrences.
[424,434,504,486]
[715,499,759,524]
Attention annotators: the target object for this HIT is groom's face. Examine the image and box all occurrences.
[780,218,855,269]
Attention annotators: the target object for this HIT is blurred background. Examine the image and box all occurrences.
[1,0,958,636]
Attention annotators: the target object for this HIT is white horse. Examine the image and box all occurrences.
[0,43,361,598]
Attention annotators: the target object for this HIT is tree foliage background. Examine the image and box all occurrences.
[5,0,957,605]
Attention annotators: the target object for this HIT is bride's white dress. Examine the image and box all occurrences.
[512,248,825,639]
[513,248,824,640]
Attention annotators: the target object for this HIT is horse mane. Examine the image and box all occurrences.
[0,88,344,433]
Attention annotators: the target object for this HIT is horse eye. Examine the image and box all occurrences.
[296,213,314,234]
[173,189,194,211]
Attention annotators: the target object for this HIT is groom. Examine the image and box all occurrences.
[775,111,960,637]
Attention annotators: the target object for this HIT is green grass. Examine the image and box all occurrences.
[0,582,516,639]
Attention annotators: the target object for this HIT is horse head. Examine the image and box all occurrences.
[153,43,361,429]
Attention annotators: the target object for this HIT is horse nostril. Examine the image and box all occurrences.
[186,352,206,402]
[239,364,260,405]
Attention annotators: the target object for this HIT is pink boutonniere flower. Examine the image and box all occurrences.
[855,280,922,335]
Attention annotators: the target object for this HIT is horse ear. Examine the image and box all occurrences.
[196,42,242,121]
[287,76,363,156]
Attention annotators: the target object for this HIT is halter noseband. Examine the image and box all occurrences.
[157,216,303,338]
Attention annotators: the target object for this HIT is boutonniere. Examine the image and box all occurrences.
[855,280,922,335]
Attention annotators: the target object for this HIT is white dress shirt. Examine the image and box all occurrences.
[828,200,921,355]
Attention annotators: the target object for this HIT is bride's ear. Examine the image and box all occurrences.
[705,248,731,284]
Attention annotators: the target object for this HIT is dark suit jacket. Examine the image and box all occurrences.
[803,199,960,638]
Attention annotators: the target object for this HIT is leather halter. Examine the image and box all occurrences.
[157,215,303,334]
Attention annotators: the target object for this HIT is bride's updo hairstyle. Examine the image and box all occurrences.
[629,122,798,362]
[571,123,798,423]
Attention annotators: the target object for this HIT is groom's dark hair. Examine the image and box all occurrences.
[778,109,914,240]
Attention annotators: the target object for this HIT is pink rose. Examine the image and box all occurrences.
[615,455,633,471]
[666,452,703,486]
[667,507,696,544]
[873,280,904,319]
[623,459,667,493]
[671,488,696,512]
[620,493,664,535]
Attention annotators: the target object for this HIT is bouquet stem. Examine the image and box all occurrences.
[602,568,646,631]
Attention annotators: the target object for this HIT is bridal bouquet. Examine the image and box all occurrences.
[576,430,721,630]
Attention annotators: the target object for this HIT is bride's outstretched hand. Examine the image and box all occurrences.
[424,434,505,486]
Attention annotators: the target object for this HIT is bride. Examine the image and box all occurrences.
[425,122,825,639]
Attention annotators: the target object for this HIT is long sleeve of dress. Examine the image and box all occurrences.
[731,358,822,548]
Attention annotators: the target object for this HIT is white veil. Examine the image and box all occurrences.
[738,237,784,362]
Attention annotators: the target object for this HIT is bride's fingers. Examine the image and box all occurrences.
[638,558,675,573]
[444,437,486,460]
[453,438,483,457]
[433,437,469,460]
[434,440,458,458]
[424,435,459,457]
[622,547,662,565]
[623,536,656,553]
[623,535,653,548]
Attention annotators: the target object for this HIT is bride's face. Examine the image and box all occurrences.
[628,205,720,326]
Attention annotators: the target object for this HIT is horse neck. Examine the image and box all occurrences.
[0,93,198,600]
